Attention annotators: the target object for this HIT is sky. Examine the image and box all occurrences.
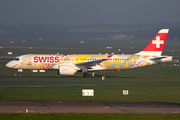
[0,0,180,25]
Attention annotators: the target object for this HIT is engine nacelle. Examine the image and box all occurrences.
[58,65,77,75]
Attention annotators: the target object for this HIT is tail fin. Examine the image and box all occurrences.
[135,29,169,56]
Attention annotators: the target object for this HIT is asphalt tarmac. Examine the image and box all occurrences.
[0,101,180,114]
[1,77,180,87]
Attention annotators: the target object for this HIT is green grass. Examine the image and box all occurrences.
[0,113,180,120]
[0,84,180,103]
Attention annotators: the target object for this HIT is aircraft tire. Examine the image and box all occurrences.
[83,73,89,78]
[19,74,22,77]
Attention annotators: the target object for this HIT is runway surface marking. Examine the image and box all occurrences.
[0,101,125,114]
[0,101,180,114]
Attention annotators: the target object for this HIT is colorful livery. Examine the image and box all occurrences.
[6,29,172,77]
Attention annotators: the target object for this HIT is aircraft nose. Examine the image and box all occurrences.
[6,62,12,68]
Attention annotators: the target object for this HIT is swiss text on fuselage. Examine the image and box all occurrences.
[34,56,59,63]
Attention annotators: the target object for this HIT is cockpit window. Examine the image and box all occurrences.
[13,58,19,61]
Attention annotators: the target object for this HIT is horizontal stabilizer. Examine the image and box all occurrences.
[150,57,167,61]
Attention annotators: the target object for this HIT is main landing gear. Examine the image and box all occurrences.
[18,73,22,77]
[83,72,89,78]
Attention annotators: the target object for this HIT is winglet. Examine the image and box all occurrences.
[107,53,114,58]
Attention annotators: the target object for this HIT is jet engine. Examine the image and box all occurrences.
[58,65,77,75]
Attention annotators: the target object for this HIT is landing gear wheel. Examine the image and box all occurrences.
[19,74,22,77]
[83,73,89,78]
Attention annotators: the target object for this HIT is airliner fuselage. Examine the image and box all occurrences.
[6,29,173,77]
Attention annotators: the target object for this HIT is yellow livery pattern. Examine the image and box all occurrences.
[16,54,152,70]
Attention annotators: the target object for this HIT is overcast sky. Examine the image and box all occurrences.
[0,0,180,25]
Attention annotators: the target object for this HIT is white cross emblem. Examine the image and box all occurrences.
[152,36,164,48]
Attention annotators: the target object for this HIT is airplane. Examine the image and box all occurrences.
[6,29,172,77]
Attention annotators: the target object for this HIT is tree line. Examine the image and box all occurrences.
[0,23,180,40]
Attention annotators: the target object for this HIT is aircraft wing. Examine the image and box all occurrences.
[75,59,108,69]
[75,53,113,69]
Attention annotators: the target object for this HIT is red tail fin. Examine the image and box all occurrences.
[135,29,169,56]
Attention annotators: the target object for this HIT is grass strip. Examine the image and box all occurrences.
[0,84,180,103]
[0,113,180,120]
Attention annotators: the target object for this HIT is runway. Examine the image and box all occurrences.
[0,101,180,114]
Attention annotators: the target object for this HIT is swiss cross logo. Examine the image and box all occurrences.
[152,36,164,48]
